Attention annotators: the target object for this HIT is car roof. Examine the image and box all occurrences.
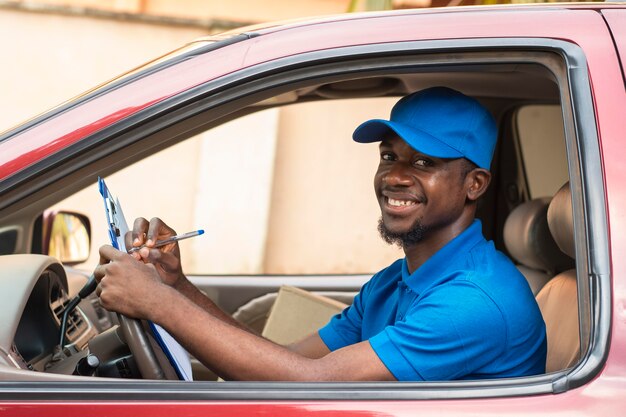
[0,3,621,183]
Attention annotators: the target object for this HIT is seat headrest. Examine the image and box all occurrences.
[504,197,574,274]
[548,182,575,259]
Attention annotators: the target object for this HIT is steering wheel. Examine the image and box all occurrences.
[116,313,174,380]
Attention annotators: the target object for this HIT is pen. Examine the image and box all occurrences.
[127,229,204,253]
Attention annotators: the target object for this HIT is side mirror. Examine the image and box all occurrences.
[42,210,91,266]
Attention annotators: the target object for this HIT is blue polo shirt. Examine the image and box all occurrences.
[319,220,546,381]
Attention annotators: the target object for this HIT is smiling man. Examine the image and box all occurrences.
[318,87,546,380]
[95,87,546,381]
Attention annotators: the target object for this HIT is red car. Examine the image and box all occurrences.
[0,3,625,415]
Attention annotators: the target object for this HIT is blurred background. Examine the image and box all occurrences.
[0,0,581,275]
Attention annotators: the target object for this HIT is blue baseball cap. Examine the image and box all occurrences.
[353,87,497,169]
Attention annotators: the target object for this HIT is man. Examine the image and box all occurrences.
[95,86,546,381]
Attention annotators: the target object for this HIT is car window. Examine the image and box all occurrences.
[30,41,607,395]
[52,99,403,275]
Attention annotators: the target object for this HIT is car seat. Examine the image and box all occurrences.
[537,182,580,372]
[503,197,574,295]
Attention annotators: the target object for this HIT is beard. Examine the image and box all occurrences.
[378,217,427,248]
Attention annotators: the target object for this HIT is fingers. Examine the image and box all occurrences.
[129,217,176,260]
[136,247,178,273]
[93,253,165,320]
[95,245,126,282]
[146,217,176,246]
[144,248,180,272]
[94,264,105,284]
[98,244,122,265]
[130,217,150,249]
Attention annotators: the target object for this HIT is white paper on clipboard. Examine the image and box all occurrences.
[98,177,193,381]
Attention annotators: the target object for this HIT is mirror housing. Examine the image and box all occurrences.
[42,210,91,266]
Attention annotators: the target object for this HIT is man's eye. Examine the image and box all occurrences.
[413,158,432,167]
[381,153,394,161]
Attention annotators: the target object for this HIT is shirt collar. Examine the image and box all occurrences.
[401,219,485,294]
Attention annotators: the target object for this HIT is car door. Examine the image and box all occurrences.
[0,5,624,416]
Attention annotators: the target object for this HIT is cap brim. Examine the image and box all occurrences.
[353,119,464,159]
[353,119,395,143]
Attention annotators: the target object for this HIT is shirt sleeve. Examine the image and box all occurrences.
[318,273,376,351]
[369,281,507,381]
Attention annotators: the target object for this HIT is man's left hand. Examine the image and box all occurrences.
[94,244,172,320]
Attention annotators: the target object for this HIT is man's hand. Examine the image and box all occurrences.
[126,217,186,290]
[94,245,174,320]
[124,217,252,333]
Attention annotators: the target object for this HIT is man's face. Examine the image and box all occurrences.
[374,135,471,247]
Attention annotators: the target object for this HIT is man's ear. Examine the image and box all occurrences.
[466,168,491,202]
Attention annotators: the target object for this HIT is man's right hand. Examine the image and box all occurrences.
[126,217,186,290]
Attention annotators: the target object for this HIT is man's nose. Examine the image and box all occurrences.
[384,162,413,186]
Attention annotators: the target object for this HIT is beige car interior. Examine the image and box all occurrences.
[539,182,580,373]
[503,197,574,296]
[504,182,580,373]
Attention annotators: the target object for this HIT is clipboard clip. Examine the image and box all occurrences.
[105,197,121,238]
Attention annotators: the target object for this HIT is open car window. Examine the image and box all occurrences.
[51,100,404,275]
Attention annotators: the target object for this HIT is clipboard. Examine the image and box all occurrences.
[98,177,193,381]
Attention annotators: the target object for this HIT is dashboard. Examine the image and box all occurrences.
[0,255,117,380]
